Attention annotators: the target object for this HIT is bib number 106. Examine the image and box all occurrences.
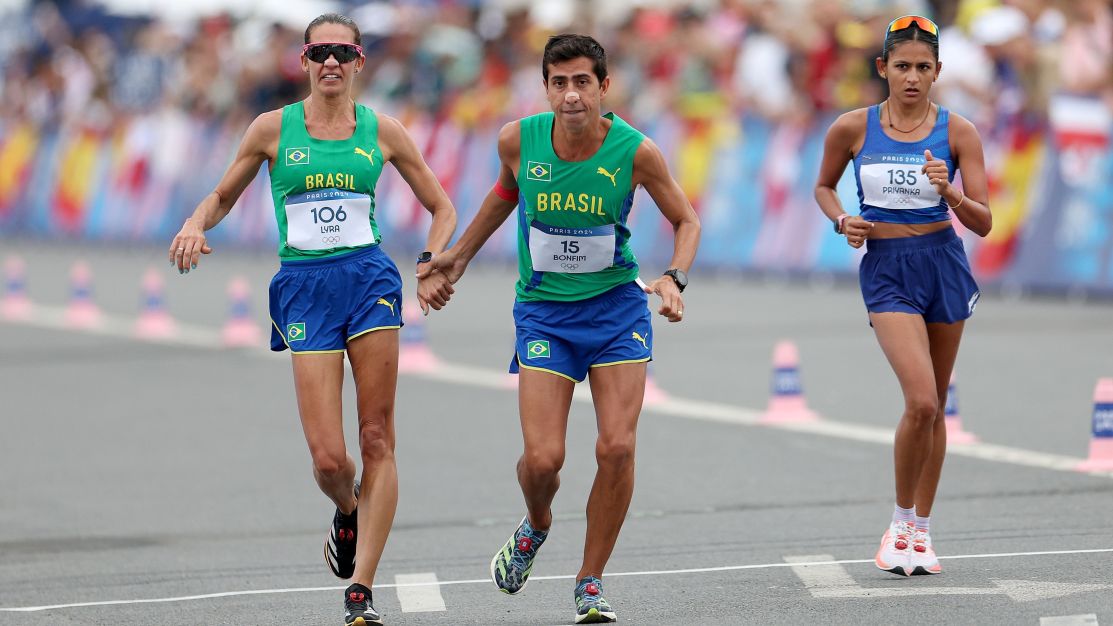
[311,205,348,224]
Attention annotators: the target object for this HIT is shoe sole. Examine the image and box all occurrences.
[911,564,942,575]
[575,608,617,623]
[490,518,528,595]
[346,618,384,626]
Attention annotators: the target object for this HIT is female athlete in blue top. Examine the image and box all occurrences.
[814,15,992,577]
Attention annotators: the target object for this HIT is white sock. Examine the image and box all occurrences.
[914,514,930,532]
[893,504,915,524]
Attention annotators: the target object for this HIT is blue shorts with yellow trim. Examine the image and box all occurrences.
[510,281,652,382]
[860,226,980,324]
[269,245,403,353]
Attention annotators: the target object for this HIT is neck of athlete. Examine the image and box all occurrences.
[305,94,355,128]
[552,116,610,162]
[886,98,932,123]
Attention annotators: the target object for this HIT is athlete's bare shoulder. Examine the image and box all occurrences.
[823,107,870,157]
[945,110,982,142]
[243,109,283,160]
[496,120,522,166]
[830,107,870,136]
[373,112,406,148]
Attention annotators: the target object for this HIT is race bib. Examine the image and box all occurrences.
[285,189,374,251]
[860,156,941,210]
[529,221,615,273]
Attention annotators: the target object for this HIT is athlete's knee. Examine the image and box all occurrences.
[902,395,939,429]
[595,435,636,468]
[311,447,349,479]
[519,447,564,479]
[357,418,395,465]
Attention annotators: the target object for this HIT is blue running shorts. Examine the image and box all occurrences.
[510,281,653,382]
[859,226,980,324]
[269,245,403,353]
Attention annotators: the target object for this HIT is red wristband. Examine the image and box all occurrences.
[493,180,518,202]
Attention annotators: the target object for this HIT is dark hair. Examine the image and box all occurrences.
[304,13,360,45]
[882,22,939,61]
[542,34,607,83]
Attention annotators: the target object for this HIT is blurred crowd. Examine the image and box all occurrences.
[1,0,1110,135]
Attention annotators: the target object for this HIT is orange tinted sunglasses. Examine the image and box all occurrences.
[886,15,939,37]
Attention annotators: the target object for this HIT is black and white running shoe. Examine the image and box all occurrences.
[325,482,360,579]
[344,582,382,626]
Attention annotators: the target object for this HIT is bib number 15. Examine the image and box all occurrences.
[561,240,580,254]
[310,206,348,224]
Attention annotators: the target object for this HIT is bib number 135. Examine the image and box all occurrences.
[887,169,918,185]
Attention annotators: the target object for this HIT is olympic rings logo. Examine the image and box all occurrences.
[321,235,342,244]
[560,262,581,271]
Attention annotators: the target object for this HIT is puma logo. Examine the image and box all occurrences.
[354,147,376,165]
[596,166,620,187]
[631,330,648,350]
[376,297,396,315]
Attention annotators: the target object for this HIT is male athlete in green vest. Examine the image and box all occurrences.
[419,34,700,624]
[168,14,456,625]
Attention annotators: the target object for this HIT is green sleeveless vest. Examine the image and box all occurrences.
[515,112,643,302]
[270,102,384,260]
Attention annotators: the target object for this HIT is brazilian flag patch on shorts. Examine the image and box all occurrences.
[287,322,306,342]
[526,340,550,359]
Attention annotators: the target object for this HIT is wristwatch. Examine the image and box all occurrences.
[416,251,433,264]
[663,268,688,293]
[834,213,849,234]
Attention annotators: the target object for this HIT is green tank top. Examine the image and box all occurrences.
[270,102,385,260]
[515,112,644,302]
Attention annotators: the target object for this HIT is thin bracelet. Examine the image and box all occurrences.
[946,195,965,210]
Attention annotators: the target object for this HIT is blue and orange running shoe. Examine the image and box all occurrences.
[326,482,360,579]
[574,576,616,623]
[490,516,548,594]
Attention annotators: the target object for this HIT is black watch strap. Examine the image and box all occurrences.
[416,251,433,264]
[663,268,687,292]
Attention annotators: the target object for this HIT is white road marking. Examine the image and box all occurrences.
[785,554,1113,601]
[1041,614,1100,626]
[3,547,1111,612]
[394,572,446,613]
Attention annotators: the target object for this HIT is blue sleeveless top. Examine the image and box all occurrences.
[853,104,954,224]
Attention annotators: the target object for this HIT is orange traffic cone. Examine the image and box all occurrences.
[63,260,102,329]
[943,373,979,444]
[1076,378,1113,472]
[760,340,818,423]
[134,268,177,339]
[1,255,32,321]
[398,303,439,373]
[221,277,261,348]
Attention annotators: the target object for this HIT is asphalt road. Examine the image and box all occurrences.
[1,241,1111,625]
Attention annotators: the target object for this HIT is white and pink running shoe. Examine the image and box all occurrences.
[875,520,914,576]
[910,528,942,575]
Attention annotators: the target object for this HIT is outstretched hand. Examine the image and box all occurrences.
[643,276,684,323]
[168,219,212,273]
